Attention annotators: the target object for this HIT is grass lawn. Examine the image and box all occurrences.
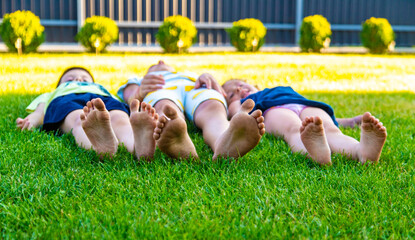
[1,53,414,238]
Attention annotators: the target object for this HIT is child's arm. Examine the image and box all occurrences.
[195,73,226,97]
[16,103,45,130]
[122,74,165,104]
[228,100,242,119]
[122,84,141,105]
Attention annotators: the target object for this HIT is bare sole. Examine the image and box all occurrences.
[213,99,265,160]
[358,112,387,164]
[154,104,198,160]
[300,116,332,165]
[130,99,158,160]
[80,98,118,158]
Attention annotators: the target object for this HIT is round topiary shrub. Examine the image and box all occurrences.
[76,16,119,53]
[226,18,267,52]
[156,15,197,53]
[361,17,395,54]
[300,15,332,53]
[0,10,45,54]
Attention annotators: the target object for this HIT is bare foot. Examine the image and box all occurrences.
[153,104,198,160]
[80,98,118,158]
[300,116,332,165]
[358,112,387,164]
[337,115,363,128]
[213,99,265,160]
[130,99,158,160]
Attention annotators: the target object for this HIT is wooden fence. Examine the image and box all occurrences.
[1,0,414,47]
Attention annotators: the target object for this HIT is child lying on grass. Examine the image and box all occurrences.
[16,67,158,160]
[222,79,387,165]
[117,60,265,161]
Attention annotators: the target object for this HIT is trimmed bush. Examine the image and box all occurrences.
[361,17,395,54]
[227,18,266,52]
[300,15,332,53]
[76,16,119,53]
[156,15,197,53]
[0,10,45,53]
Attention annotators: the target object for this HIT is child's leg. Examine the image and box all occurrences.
[154,99,186,119]
[153,99,198,159]
[60,109,94,149]
[193,99,265,160]
[193,99,229,151]
[60,99,119,157]
[264,108,305,152]
[79,99,119,157]
[264,108,331,165]
[300,107,360,159]
[108,110,134,153]
[300,108,387,164]
[357,112,387,164]
[336,115,363,128]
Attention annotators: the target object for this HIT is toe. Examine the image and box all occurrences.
[141,102,149,112]
[130,99,140,112]
[159,116,167,124]
[163,105,178,119]
[240,99,255,113]
[251,109,262,118]
[93,98,106,111]
[144,103,151,113]
[86,101,93,110]
[256,116,264,123]
[83,106,89,115]
[156,120,165,129]
[156,123,164,129]
[362,112,372,122]
[314,116,323,125]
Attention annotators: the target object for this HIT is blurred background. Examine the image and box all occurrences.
[1,0,414,48]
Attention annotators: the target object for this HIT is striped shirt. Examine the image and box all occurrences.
[117,71,199,101]
[27,81,116,113]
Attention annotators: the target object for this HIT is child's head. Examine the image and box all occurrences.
[56,67,95,88]
[222,79,259,105]
[147,60,176,73]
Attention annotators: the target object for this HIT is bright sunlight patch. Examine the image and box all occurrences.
[1,53,415,95]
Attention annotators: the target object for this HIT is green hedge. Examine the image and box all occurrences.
[0,10,45,53]
[227,18,266,52]
[156,15,197,53]
[76,16,119,53]
[299,15,331,53]
[361,17,395,54]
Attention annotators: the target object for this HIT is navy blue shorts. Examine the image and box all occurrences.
[43,93,130,132]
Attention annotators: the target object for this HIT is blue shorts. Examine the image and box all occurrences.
[43,93,130,132]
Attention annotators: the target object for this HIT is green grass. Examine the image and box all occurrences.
[1,53,414,238]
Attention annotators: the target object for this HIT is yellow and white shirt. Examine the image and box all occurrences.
[117,71,227,121]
